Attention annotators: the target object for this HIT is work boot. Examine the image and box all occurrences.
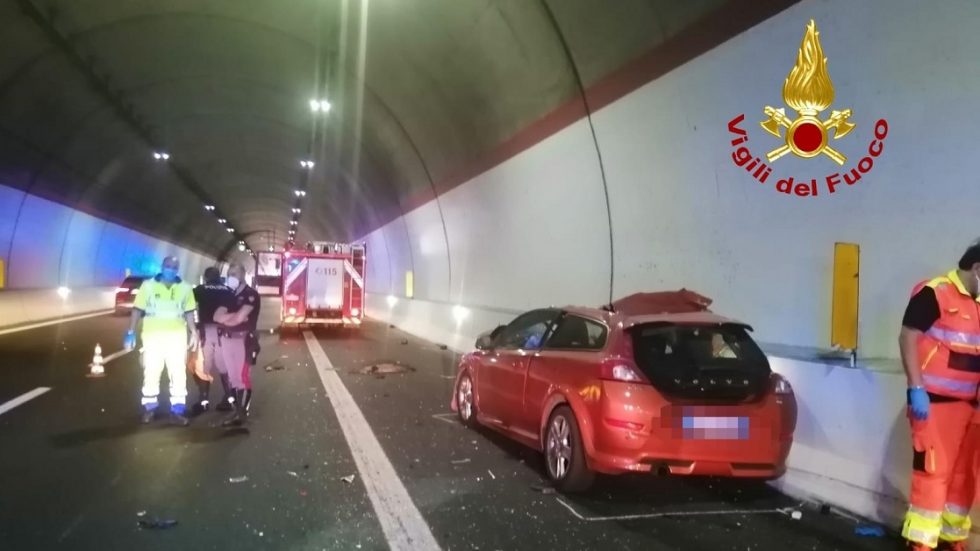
[140,408,155,424]
[906,542,933,551]
[240,389,253,416]
[169,405,190,427]
[215,375,234,411]
[938,541,967,551]
[221,390,246,427]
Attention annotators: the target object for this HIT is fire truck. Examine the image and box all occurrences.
[280,241,366,330]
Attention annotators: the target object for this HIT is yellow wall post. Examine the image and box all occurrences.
[0,257,5,289]
[831,242,860,351]
[405,271,414,299]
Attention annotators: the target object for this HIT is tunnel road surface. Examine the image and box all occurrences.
[0,299,900,550]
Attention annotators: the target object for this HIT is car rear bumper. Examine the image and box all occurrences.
[586,381,797,478]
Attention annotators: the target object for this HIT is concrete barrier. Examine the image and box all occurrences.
[0,287,116,330]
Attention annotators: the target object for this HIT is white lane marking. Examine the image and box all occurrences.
[555,497,796,522]
[0,387,52,416]
[303,331,441,551]
[431,413,458,425]
[0,310,113,336]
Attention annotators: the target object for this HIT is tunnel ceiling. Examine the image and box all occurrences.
[0,0,770,258]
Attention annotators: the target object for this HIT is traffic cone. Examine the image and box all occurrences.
[86,343,106,378]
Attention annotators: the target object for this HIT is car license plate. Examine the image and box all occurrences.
[681,416,749,440]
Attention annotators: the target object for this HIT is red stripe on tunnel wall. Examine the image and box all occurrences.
[369,0,801,234]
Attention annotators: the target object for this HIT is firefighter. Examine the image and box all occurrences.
[191,267,235,414]
[124,255,198,426]
[213,262,261,427]
[900,241,980,550]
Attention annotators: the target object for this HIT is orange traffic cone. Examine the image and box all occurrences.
[86,343,106,378]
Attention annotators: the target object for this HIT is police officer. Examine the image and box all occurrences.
[125,255,198,426]
[191,267,235,414]
[214,262,261,427]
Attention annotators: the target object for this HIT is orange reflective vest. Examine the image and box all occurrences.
[913,270,980,400]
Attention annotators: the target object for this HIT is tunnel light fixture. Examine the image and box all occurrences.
[452,304,470,324]
[226,228,234,233]
[294,189,307,197]
[204,204,215,211]
[300,160,315,169]
[292,208,301,214]
[56,286,71,299]
[153,152,170,161]
[309,99,332,113]
[290,220,298,226]
[217,218,227,224]
[238,243,246,252]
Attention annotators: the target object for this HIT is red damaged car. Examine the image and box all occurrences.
[450,290,797,492]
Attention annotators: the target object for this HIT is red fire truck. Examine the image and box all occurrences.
[280,242,366,330]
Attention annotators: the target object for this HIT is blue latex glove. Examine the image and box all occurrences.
[907,387,929,421]
[124,330,136,351]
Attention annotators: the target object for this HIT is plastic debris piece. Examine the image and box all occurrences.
[299,489,308,497]
[488,470,496,480]
[286,471,298,478]
[138,518,178,530]
[136,511,147,517]
[790,510,803,520]
[531,484,556,495]
[229,476,249,483]
[854,525,885,537]
[341,474,356,484]
[450,458,471,465]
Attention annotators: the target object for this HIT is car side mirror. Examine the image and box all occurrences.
[475,334,494,350]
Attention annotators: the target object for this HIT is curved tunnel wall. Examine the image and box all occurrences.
[0,182,214,326]
[360,0,979,528]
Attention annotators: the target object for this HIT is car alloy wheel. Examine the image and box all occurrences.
[546,415,572,480]
[543,406,595,492]
[457,373,476,426]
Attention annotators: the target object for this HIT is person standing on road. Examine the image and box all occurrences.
[124,255,198,426]
[899,241,980,550]
[191,266,235,415]
[213,262,261,427]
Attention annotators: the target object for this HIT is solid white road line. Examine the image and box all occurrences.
[0,310,113,337]
[303,331,441,551]
[555,497,796,522]
[0,387,52,416]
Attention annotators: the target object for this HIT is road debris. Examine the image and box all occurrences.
[341,474,356,484]
[854,525,885,537]
[286,471,299,478]
[228,476,249,484]
[450,458,471,465]
[138,518,178,530]
[264,364,286,372]
[790,510,803,520]
[136,511,147,517]
[438,344,448,350]
[531,484,556,495]
[488,470,496,480]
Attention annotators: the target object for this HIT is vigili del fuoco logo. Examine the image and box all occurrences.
[727,19,888,197]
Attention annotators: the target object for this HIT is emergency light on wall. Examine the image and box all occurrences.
[56,286,71,299]
[452,305,470,324]
[309,99,331,113]
[152,152,170,161]
[387,295,398,308]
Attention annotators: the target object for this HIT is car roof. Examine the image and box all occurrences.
[556,290,751,329]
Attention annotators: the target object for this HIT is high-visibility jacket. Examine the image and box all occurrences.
[913,270,980,400]
[133,275,197,335]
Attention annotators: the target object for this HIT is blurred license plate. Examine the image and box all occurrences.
[682,416,749,440]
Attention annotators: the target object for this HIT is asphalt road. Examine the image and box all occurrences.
[0,299,901,550]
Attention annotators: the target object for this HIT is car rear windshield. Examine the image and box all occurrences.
[629,323,771,400]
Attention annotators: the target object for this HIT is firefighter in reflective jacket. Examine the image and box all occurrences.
[900,243,980,550]
[124,256,199,426]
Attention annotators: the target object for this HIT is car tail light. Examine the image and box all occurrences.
[772,375,793,395]
[599,358,647,383]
